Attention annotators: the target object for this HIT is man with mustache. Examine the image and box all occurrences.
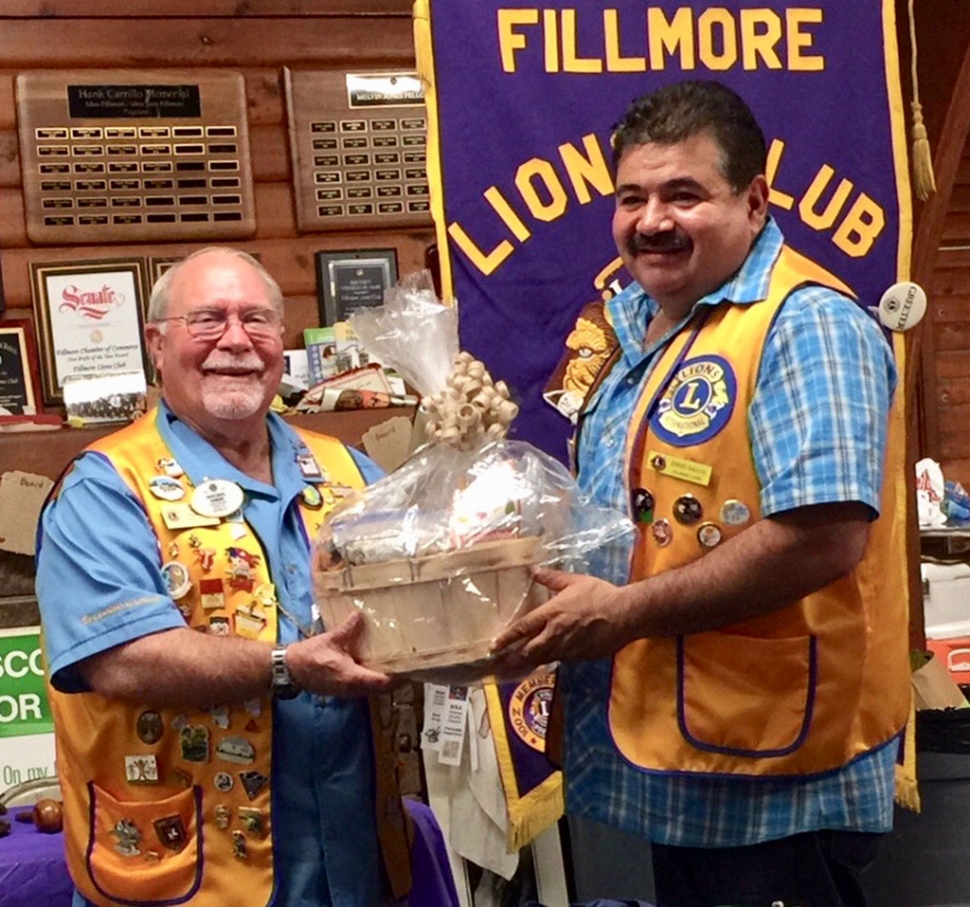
[36,248,411,906]
[492,81,908,906]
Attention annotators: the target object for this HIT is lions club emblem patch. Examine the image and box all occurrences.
[650,355,737,446]
[508,672,556,752]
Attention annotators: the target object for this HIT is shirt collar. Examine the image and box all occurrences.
[155,399,308,502]
[606,216,783,363]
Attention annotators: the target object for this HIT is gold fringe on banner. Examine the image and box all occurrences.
[895,695,922,813]
[484,681,564,853]
[908,0,936,200]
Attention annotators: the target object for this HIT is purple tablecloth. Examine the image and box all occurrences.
[0,805,73,906]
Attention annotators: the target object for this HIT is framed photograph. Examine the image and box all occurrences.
[315,249,398,326]
[63,369,147,425]
[0,319,44,416]
[29,258,149,405]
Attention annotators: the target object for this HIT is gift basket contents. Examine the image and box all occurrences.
[312,272,633,681]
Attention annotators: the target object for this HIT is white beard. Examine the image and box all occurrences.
[201,376,265,420]
[199,352,268,420]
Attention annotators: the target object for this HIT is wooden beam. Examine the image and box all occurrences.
[0,19,416,68]
[0,1,413,16]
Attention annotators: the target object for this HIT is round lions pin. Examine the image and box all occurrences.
[190,479,244,519]
[161,561,192,600]
[877,281,927,332]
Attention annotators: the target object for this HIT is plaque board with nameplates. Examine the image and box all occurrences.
[16,69,256,245]
[284,69,431,232]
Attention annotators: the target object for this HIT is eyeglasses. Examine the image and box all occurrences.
[156,308,283,342]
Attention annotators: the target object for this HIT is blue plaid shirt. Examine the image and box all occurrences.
[560,218,900,847]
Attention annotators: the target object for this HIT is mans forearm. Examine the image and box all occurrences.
[79,614,395,706]
[80,628,274,706]
[619,502,871,639]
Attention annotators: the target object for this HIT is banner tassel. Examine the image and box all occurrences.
[908,0,936,200]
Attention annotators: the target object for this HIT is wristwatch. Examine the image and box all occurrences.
[269,645,300,699]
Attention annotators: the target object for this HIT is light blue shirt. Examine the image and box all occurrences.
[560,218,901,847]
[37,401,391,907]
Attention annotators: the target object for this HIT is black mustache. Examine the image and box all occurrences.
[628,231,691,255]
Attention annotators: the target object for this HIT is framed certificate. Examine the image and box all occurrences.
[0,319,43,416]
[29,258,149,404]
[315,249,397,326]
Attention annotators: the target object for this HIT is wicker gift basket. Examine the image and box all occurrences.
[315,535,547,677]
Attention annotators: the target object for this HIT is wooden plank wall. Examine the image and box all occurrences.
[909,1,970,489]
[929,150,970,485]
[0,0,434,353]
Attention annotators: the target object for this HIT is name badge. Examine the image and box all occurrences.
[647,450,712,487]
[191,479,244,519]
[161,502,220,530]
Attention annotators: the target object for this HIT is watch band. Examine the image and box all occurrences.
[269,645,299,699]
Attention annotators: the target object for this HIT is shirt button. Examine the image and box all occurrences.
[605,437,615,448]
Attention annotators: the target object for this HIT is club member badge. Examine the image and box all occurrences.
[301,485,323,509]
[149,475,185,502]
[161,561,192,600]
[508,671,556,752]
[650,355,737,447]
[157,457,184,478]
[191,479,244,519]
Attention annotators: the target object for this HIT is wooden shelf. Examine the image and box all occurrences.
[0,407,414,481]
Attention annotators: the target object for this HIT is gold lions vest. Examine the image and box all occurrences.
[47,410,410,905]
[606,246,910,777]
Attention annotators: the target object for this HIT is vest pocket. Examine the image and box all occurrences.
[85,781,203,905]
[677,631,816,758]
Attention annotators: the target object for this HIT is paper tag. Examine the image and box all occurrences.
[437,685,470,766]
[647,450,712,487]
[0,471,54,555]
[362,416,413,473]
[422,683,448,753]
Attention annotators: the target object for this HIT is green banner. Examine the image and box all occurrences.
[0,628,53,738]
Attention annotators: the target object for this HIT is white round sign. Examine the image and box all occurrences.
[878,281,927,332]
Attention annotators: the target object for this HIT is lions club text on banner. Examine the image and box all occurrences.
[413,0,912,461]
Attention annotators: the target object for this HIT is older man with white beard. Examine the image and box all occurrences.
[36,248,412,907]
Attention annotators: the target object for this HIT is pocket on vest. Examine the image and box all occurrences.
[677,631,816,758]
[85,781,203,904]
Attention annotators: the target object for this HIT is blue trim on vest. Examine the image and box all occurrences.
[675,634,818,759]
[84,782,205,906]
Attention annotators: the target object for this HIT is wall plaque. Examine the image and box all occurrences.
[0,320,43,416]
[285,69,431,233]
[316,249,398,326]
[16,70,256,245]
[29,258,149,404]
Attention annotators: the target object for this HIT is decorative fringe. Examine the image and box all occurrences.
[908,0,936,200]
[484,680,565,853]
[505,774,565,853]
[895,692,921,814]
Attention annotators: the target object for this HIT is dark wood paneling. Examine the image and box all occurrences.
[941,214,970,243]
[0,19,416,67]
[0,1,413,16]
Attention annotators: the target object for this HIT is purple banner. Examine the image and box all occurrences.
[418,1,911,461]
